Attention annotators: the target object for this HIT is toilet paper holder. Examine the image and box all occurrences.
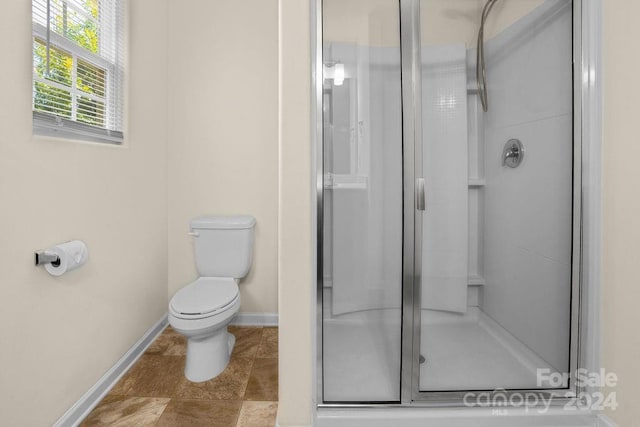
[35,251,60,267]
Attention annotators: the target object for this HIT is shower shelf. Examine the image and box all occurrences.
[468,275,486,286]
[468,179,486,187]
[324,174,368,190]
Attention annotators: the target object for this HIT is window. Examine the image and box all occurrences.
[32,0,124,143]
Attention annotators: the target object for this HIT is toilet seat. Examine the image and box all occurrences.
[170,277,239,319]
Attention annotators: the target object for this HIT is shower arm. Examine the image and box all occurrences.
[477,0,499,112]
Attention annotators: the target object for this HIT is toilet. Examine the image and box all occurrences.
[168,215,255,382]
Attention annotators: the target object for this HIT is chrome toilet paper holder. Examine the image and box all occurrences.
[35,251,60,267]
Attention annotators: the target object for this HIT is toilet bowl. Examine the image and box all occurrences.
[169,277,241,381]
[168,216,255,382]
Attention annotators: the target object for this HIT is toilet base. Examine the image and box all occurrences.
[184,327,236,382]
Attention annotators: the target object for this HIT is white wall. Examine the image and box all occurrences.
[0,1,168,425]
[278,0,313,424]
[167,0,279,315]
[481,1,573,372]
[323,0,400,47]
[603,1,640,424]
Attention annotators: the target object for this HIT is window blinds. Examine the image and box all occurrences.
[32,0,124,143]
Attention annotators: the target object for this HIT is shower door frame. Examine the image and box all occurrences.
[314,0,596,408]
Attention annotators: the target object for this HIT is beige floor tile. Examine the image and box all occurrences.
[175,357,254,400]
[155,399,242,427]
[244,358,278,401]
[236,401,278,427]
[80,395,170,427]
[121,355,185,398]
[108,372,135,396]
[229,326,264,359]
[83,327,280,425]
[256,327,278,359]
[145,326,186,356]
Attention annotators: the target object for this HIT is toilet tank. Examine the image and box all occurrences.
[190,215,256,278]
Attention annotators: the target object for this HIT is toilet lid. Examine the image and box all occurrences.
[170,278,239,316]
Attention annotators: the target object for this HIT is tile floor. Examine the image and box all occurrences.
[82,326,278,426]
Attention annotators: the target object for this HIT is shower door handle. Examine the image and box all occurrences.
[416,178,426,211]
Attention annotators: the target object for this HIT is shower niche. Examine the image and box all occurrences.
[319,0,579,405]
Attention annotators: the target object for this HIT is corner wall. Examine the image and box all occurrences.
[602,1,640,424]
[0,1,169,425]
[277,0,313,425]
[166,0,279,316]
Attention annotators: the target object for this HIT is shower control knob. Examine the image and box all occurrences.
[502,139,524,168]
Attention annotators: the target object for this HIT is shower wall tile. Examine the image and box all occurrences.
[483,0,573,130]
[421,44,469,313]
[480,0,574,372]
[484,115,573,266]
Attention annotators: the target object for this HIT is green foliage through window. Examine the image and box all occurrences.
[33,0,107,128]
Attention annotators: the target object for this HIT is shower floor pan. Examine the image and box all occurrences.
[419,307,557,391]
[322,307,559,402]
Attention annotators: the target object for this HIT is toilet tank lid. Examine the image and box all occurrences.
[191,215,256,230]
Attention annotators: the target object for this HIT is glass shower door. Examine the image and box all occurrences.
[416,0,575,394]
[321,0,404,402]
[318,0,579,405]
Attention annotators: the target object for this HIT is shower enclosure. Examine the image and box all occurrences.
[317,0,585,407]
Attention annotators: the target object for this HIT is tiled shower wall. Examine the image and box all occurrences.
[480,0,574,371]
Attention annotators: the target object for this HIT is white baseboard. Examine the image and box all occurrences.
[597,414,618,427]
[53,314,169,427]
[232,312,279,327]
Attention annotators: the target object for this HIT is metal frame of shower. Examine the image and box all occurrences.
[314,0,587,408]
